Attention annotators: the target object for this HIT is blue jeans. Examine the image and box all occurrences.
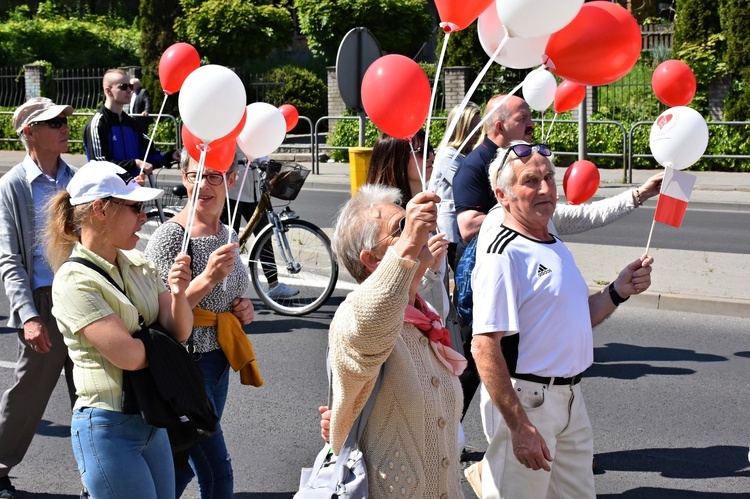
[175,348,233,498]
[71,407,175,499]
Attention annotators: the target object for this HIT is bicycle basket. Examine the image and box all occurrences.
[266,162,310,201]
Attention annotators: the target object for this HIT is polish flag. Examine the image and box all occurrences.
[654,166,697,228]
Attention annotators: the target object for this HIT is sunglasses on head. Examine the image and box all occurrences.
[499,143,552,167]
[30,116,68,129]
[185,171,225,186]
[115,83,134,91]
[413,145,435,157]
[107,198,144,214]
[370,215,407,250]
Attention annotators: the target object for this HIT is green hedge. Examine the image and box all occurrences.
[261,65,327,128]
[0,107,178,155]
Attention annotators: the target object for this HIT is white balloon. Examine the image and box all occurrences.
[477,3,549,69]
[649,106,709,170]
[522,70,557,112]
[497,0,583,39]
[237,102,287,159]
[178,65,246,143]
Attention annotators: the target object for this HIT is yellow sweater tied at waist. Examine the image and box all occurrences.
[193,308,263,387]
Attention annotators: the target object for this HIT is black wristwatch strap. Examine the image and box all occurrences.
[608,282,629,306]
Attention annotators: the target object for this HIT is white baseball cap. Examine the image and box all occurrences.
[67,161,164,206]
[13,97,73,135]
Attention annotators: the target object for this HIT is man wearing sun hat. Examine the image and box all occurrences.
[0,97,77,498]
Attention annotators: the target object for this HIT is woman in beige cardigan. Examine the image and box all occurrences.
[328,184,466,498]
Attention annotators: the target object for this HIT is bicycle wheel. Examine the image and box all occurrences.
[248,219,338,316]
[136,208,176,252]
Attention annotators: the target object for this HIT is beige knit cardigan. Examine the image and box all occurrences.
[328,248,465,498]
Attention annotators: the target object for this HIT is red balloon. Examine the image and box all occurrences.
[651,60,697,107]
[361,55,431,140]
[210,110,246,149]
[181,124,235,173]
[563,160,600,205]
[278,104,299,132]
[159,43,200,95]
[554,80,586,114]
[543,1,641,86]
[434,0,494,32]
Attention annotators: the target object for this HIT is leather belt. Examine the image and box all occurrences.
[512,372,583,386]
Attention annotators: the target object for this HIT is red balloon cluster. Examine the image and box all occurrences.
[544,1,641,87]
[434,0,494,32]
[182,124,237,173]
[563,160,600,205]
[651,60,697,107]
[159,43,201,95]
[361,55,431,140]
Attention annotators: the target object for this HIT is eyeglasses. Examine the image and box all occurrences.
[108,198,144,214]
[185,172,225,186]
[499,143,552,168]
[30,116,68,129]
[413,145,435,157]
[114,83,134,91]
[370,216,406,249]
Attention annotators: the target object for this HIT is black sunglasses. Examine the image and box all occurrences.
[413,145,435,157]
[30,116,68,129]
[370,216,407,249]
[115,83,134,91]
[499,143,552,167]
[185,172,225,186]
[108,198,144,214]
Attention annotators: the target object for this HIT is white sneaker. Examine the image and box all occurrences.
[267,282,300,299]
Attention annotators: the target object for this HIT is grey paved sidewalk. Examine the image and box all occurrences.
[1,150,748,318]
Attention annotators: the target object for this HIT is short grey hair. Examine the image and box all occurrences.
[489,140,530,195]
[332,184,402,283]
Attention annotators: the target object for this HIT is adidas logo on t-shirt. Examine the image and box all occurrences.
[537,264,551,277]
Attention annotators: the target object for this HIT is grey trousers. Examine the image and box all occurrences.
[0,287,76,478]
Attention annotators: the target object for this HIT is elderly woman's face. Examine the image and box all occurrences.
[369,203,406,255]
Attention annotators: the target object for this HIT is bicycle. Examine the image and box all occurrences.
[137,161,339,317]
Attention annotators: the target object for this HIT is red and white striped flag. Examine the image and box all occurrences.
[654,166,697,228]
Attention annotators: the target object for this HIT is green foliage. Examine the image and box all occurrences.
[673,0,721,48]
[139,0,182,118]
[718,0,750,121]
[260,65,327,126]
[175,0,293,66]
[295,0,433,64]
[0,9,139,68]
[673,33,728,115]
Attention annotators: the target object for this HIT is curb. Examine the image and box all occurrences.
[589,286,750,319]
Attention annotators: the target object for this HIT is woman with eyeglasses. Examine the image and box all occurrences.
[144,151,256,499]
[45,161,194,498]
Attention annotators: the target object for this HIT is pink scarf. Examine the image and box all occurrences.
[404,295,467,376]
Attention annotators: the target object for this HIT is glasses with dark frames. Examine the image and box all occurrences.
[107,198,144,214]
[370,216,407,249]
[185,172,225,186]
[113,83,134,91]
[499,143,552,168]
[30,116,68,129]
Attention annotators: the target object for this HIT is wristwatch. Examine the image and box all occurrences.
[608,282,629,306]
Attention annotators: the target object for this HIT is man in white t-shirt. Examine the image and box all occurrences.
[471,141,654,499]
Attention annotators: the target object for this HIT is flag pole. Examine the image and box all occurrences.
[645,217,657,255]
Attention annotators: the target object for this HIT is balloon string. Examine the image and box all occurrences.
[408,141,426,192]
[142,95,169,171]
[540,111,545,144]
[545,113,558,144]
[448,66,542,166]
[231,161,250,235]
[221,172,232,292]
[423,31,451,192]
[181,148,205,255]
[443,26,510,164]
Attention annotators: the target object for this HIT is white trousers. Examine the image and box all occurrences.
[479,379,595,499]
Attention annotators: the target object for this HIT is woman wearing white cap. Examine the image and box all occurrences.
[44,160,194,499]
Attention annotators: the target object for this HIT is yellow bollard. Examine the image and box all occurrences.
[348,147,373,197]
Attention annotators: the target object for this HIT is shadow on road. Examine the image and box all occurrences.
[584,362,694,380]
[598,488,749,498]
[594,343,727,363]
[596,445,750,479]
